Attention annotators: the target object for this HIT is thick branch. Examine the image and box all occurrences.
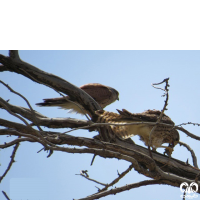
[38,133,200,182]
[0,98,91,129]
[9,50,21,60]
[0,118,36,135]
[34,117,93,129]
[0,64,8,72]
[0,98,46,119]
[1,128,200,183]
[0,51,101,116]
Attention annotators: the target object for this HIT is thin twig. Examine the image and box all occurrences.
[99,164,134,192]
[177,122,200,127]
[0,142,20,183]
[0,100,55,148]
[179,141,199,168]
[0,111,55,148]
[0,80,43,131]
[90,154,96,166]
[0,129,50,150]
[2,191,11,200]
[175,126,200,141]
[76,165,134,192]
[151,77,170,116]
[0,137,34,148]
[0,98,31,127]
[0,98,48,120]
[75,179,165,200]
[76,173,107,187]
[148,78,170,157]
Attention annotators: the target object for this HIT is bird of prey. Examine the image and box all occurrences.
[95,109,179,154]
[36,83,119,115]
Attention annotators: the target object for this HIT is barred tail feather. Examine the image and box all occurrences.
[36,98,86,115]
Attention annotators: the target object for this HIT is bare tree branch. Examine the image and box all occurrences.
[0,129,50,150]
[177,122,200,127]
[0,98,47,119]
[1,128,199,183]
[179,141,198,168]
[0,64,8,72]
[75,180,166,200]
[9,50,20,61]
[0,80,42,131]
[2,191,11,200]
[76,172,107,187]
[99,163,134,192]
[0,98,31,127]
[0,137,34,148]
[0,142,20,183]
[0,51,101,116]
[175,126,200,141]
[148,78,170,157]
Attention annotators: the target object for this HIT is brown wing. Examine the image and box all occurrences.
[95,110,146,139]
[36,83,111,107]
[80,83,119,108]
[95,109,179,155]
[81,83,112,102]
[95,109,176,140]
[116,109,175,125]
[36,83,119,113]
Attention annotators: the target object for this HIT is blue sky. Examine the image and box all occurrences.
[1,50,200,200]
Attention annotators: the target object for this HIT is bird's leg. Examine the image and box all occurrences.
[157,145,174,157]
[151,147,157,152]
[164,147,173,157]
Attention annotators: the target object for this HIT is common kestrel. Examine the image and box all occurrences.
[36,83,119,115]
[95,109,179,154]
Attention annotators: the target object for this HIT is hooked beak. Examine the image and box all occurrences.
[169,141,174,148]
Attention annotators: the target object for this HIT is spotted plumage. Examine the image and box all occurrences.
[95,109,179,153]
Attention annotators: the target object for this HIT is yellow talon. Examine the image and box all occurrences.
[164,147,174,157]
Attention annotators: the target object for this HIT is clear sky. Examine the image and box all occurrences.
[1,50,200,200]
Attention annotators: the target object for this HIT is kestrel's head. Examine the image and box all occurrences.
[168,129,179,148]
[108,87,119,101]
[161,127,179,147]
[163,129,179,156]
